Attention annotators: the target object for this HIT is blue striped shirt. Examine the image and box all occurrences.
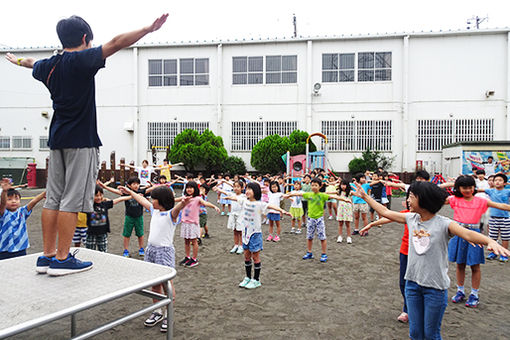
[0,206,32,252]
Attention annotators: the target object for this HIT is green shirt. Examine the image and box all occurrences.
[301,183,312,192]
[302,192,329,219]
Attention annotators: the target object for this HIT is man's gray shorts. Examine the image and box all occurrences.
[43,148,99,213]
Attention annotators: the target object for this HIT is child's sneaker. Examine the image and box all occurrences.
[36,255,54,274]
[187,258,199,267]
[245,279,262,289]
[295,229,302,234]
[160,318,168,333]
[499,255,508,262]
[451,290,466,303]
[302,252,314,260]
[346,236,353,244]
[197,238,202,246]
[320,254,328,263]
[266,234,273,242]
[290,228,295,234]
[336,235,343,243]
[47,251,93,276]
[236,246,244,254]
[221,212,225,216]
[204,233,210,239]
[122,249,130,257]
[144,311,164,327]
[328,215,333,220]
[227,212,231,216]
[230,245,238,254]
[239,277,251,288]
[486,252,497,260]
[179,257,190,266]
[273,235,281,242]
[138,247,145,257]
[465,294,479,308]
[352,230,360,235]
[397,312,409,323]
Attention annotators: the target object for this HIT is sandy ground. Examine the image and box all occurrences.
[6,188,510,339]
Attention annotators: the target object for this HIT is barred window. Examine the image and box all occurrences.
[39,136,49,150]
[417,119,493,151]
[232,56,263,84]
[266,55,297,84]
[322,53,355,83]
[180,58,209,86]
[12,136,32,150]
[0,136,10,150]
[231,121,298,151]
[148,59,177,87]
[147,121,210,150]
[358,52,392,82]
[322,120,392,151]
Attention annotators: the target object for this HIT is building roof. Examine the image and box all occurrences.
[2,27,510,52]
[443,140,510,148]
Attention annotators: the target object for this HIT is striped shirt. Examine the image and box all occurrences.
[0,206,32,252]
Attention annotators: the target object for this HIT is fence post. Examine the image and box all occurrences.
[100,161,107,182]
[110,151,116,184]
[119,158,126,185]
[129,160,135,178]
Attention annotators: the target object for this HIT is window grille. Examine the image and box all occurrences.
[417,119,493,151]
[148,58,208,87]
[322,53,355,83]
[266,55,297,84]
[12,136,32,150]
[231,121,298,151]
[148,59,177,87]
[358,52,392,82]
[232,56,263,84]
[39,136,49,150]
[321,120,392,151]
[147,121,210,150]
[0,137,10,150]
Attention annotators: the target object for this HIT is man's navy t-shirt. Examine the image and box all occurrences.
[32,46,105,149]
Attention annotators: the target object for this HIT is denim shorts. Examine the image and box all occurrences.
[243,232,263,252]
[267,212,281,221]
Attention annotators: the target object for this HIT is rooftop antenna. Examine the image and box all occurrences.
[466,15,488,29]
[293,14,297,38]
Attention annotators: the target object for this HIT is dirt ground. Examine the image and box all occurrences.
[8,188,510,339]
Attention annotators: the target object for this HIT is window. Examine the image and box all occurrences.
[148,58,208,87]
[0,137,10,150]
[322,120,392,151]
[231,121,298,151]
[232,56,263,84]
[266,55,297,84]
[147,121,210,150]
[12,136,32,150]
[417,119,493,151]
[148,59,177,87]
[322,53,355,82]
[358,52,391,82]
[39,136,49,150]
[180,58,209,86]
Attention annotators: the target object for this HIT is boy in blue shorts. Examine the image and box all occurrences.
[6,14,168,275]
[0,179,46,260]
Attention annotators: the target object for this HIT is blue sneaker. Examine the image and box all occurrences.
[47,251,93,276]
[320,254,328,263]
[486,252,497,260]
[123,249,130,257]
[302,252,314,260]
[451,290,466,303]
[499,255,508,262]
[36,255,54,274]
[465,294,479,308]
[139,247,145,257]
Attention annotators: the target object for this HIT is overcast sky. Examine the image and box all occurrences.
[0,0,509,49]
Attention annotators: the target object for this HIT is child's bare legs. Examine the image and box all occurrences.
[354,211,360,231]
[152,279,175,305]
[137,235,144,249]
[345,221,351,236]
[307,239,313,252]
[338,221,343,236]
[503,240,509,250]
[123,236,130,250]
[361,212,368,229]
[275,220,281,236]
[269,220,274,235]
[297,218,302,230]
[456,263,466,288]
[221,204,225,213]
[74,242,81,247]
[235,230,243,246]
[191,238,198,258]
[328,202,334,216]
[320,239,327,254]
[228,204,231,213]
[470,264,481,290]
[204,224,209,235]
[184,239,191,257]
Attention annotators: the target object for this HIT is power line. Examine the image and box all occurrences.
[466,15,489,30]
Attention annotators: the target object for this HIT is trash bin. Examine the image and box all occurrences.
[27,163,37,188]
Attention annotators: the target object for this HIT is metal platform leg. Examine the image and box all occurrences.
[166,280,173,340]
[71,314,77,337]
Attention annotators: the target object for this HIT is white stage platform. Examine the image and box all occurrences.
[0,248,176,339]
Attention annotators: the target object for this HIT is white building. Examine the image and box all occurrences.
[1,28,509,173]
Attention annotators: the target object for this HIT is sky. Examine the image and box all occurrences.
[0,0,509,49]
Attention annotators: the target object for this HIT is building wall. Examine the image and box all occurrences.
[0,30,508,173]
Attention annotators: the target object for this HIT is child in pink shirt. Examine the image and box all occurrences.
[447,175,510,307]
[178,181,219,268]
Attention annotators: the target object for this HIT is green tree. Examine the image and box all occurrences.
[287,130,317,156]
[168,129,227,172]
[348,149,395,174]
[251,134,290,173]
[222,156,247,175]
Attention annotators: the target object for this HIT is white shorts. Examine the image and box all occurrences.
[227,213,242,231]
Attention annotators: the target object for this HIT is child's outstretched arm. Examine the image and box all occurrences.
[360,217,393,235]
[97,179,122,195]
[486,200,510,211]
[112,196,132,205]
[449,221,510,257]
[382,180,406,191]
[102,14,168,59]
[199,199,220,213]
[26,191,46,212]
[352,182,407,224]
[118,186,151,210]
[284,191,304,198]
[267,204,292,217]
[171,196,191,221]
[0,179,10,215]
[212,186,229,196]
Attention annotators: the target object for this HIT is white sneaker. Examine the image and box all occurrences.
[337,235,343,243]
[295,229,302,234]
[347,237,352,244]
[328,215,333,220]
[229,245,238,254]
[236,246,244,254]
[290,228,295,234]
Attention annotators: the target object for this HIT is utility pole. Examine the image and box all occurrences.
[293,14,297,38]
[466,15,488,29]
